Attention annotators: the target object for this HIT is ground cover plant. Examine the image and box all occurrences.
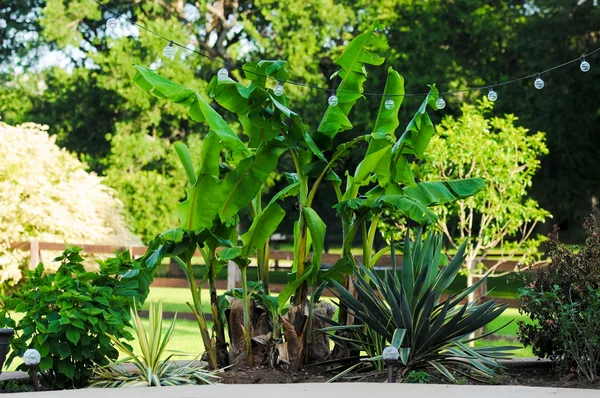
[518,207,600,382]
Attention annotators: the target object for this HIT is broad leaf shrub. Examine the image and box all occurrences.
[0,246,152,389]
[327,231,511,382]
[0,121,140,292]
[518,208,600,381]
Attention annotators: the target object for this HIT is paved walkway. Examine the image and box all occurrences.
[6,382,599,398]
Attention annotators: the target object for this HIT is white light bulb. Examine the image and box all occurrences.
[274,81,284,96]
[163,42,176,57]
[436,96,446,110]
[24,349,41,366]
[487,88,498,102]
[382,346,399,361]
[217,67,229,80]
[534,75,544,90]
[328,94,339,106]
[106,17,118,29]
[384,95,395,110]
[580,58,591,72]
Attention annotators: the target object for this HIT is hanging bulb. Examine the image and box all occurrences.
[534,74,544,90]
[163,41,176,57]
[328,92,339,106]
[580,57,591,72]
[217,67,229,80]
[274,81,284,96]
[436,96,446,110]
[384,94,395,110]
[487,87,498,102]
[106,17,118,29]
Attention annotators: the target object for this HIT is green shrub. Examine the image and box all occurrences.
[327,231,511,382]
[0,246,152,389]
[404,370,430,384]
[90,300,218,388]
[518,208,600,381]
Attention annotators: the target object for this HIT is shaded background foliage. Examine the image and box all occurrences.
[1,0,599,242]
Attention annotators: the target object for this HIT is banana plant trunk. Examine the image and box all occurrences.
[208,256,229,367]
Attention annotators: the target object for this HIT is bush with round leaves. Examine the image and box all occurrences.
[0,246,152,389]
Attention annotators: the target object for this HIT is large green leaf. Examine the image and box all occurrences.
[241,202,286,256]
[243,60,291,88]
[303,207,326,276]
[376,195,438,225]
[175,134,223,231]
[403,178,486,207]
[219,141,286,220]
[133,66,250,158]
[315,23,387,148]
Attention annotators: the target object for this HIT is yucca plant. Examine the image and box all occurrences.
[326,231,513,382]
[90,301,219,388]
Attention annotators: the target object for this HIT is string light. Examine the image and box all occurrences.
[328,92,339,106]
[435,96,446,110]
[106,16,118,29]
[274,81,284,96]
[89,0,599,102]
[384,94,395,110]
[217,67,229,80]
[580,57,591,72]
[534,74,544,89]
[163,41,175,57]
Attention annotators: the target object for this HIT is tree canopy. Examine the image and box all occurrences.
[1,0,598,241]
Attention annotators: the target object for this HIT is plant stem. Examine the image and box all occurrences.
[303,290,317,364]
[208,250,228,367]
[240,265,253,365]
[174,255,218,370]
[291,149,309,306]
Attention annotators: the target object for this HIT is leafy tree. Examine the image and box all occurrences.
[0,121,139,290]
[382,100,550,296]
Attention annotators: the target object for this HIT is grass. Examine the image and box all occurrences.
[4,290,536,372]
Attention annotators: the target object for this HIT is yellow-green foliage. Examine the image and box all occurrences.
[0,121,140,287]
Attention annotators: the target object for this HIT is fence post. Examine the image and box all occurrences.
[30,240,40,269]
[227,260,240,290]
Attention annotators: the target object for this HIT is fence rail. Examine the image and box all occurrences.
[10,240,523,272]
[9,240,531,308]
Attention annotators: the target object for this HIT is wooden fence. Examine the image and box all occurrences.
[9,240,524,307]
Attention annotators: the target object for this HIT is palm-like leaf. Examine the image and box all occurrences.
[328,231,512,381]
[90,301,218,387]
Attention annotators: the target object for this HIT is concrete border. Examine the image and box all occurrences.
[6,382,599,398]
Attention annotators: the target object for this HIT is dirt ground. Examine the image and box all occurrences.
[219,364,600,389]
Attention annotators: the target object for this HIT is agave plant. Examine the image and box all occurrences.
[326,231,513,382]
[90,301,219,388]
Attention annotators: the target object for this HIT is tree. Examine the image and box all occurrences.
[414,100,550,297]
[0,121,139,290]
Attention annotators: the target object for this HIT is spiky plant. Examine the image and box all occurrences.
[326,231,514,382]
[90,301,219,387]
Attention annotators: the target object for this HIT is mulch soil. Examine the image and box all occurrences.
[220,363,600,389]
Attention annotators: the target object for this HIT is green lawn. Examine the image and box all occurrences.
[4,290,535,372]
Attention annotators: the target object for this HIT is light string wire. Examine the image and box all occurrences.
[91,0,599,98]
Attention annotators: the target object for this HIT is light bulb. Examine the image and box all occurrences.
[534,75,544,90]
[163,41,176,57]
[436,96,446,110]
[274,81,284,96]
[384,94,395,110]
[487,88,498,102]
[382,346,399,361]
[217,67,229,80]
[580,57,591,72]
[328,93,339,106]
[106,17,118,29]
